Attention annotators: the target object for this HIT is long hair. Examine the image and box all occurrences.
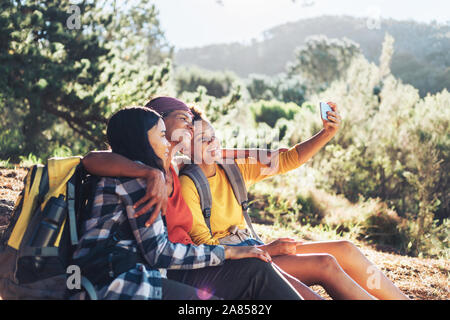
[106,107,165,172]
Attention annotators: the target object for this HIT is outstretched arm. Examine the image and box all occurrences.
[221,102,340,165]
[239,102,342,185]
[293,102,341,165]
[221,148,289,163]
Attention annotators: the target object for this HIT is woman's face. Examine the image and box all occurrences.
[191,120,222,164]
[147,118,171,162]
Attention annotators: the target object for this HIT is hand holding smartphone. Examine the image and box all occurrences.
[320,102,333,122]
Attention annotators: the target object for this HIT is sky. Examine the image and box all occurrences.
[155,0,450,49]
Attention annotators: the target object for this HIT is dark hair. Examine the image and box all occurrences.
[106,107,165,172]
[189,106,205,121]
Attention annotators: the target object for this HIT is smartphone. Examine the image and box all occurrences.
[320,102,333,122]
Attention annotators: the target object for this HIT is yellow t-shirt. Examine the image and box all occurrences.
[179,147,302,245]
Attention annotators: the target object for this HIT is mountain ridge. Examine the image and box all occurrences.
[175,15,450,96]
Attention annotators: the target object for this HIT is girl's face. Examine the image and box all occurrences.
[191,120,222,164]
[147,118,171,162]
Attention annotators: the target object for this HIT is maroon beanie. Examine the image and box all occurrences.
[145,96,192,117]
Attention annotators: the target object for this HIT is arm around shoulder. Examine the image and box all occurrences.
[82,150,154,178]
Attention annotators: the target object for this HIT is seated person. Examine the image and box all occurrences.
[179,104,409,300]
[81,96,322,300]
[73,106,303,300]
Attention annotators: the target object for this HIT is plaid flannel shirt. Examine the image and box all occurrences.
[72,176,225,300]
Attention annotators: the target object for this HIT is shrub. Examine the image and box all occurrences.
[246,73,306,105]
[249,100,300,128]
[358,202,409,253]
[174,66,237,98]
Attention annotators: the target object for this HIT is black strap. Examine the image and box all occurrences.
[38,166,49,198]
[179,165,214,234]
[219,163,261,242]
[180,162,261,242]
[67,179,78,246]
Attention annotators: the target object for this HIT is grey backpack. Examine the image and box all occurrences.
[179,161,262,243]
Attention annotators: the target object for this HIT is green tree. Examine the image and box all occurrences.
[246,73,306,105]
[0,0,171,160]
[174,66,237,98]
[287,35,362,91]
[0,0,111,157]
[249,100,299,128]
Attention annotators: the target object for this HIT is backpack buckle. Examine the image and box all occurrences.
[241,201,249,211]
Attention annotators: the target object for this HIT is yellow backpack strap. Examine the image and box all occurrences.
[8,166,44,250]
[43,157,81,205]
[45,157,81,247]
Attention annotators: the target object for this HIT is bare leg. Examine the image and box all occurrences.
[295,240,409,300]
[272,263,324,300]
[272,254,375,300]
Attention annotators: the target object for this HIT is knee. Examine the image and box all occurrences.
[315,254,341,276]
[335,240,360,258]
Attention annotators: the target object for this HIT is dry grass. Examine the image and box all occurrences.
[0,168,28,238]
[256,223,449,300]
[1,167,449,300]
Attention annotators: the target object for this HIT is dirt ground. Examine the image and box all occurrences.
[0,167,448,300]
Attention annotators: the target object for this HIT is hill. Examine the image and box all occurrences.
[175,15,450,96]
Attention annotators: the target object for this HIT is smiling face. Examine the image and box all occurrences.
[162,110,194,148]
[191,119,222,164]
[147,118,171,163]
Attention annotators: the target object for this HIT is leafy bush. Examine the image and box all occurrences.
[239,35,448,258]
[19,153,43,167]
[174,66,237,98]
[249,100,300,127]
[0,159,14,169]
[0,0,172,161]
[246,74,275,101]
[307,35,449,223]
[358,202,409,252]
[287,35,362,92]
[246,74,306,105]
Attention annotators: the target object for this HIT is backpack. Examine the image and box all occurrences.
[179,161,262,243]
[0,157,97,300]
